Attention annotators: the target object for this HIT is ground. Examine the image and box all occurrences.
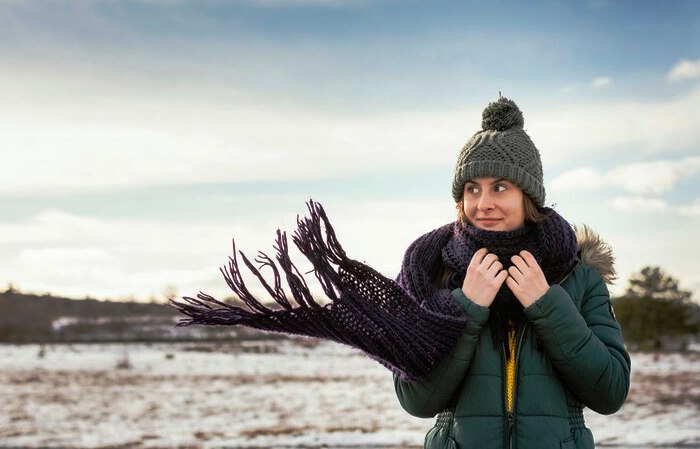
[1,341,698,448]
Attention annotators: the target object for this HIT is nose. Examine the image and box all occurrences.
[477,191,495,211]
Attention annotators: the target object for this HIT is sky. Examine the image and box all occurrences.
[1,0,699,303]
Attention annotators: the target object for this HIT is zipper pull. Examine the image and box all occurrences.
[506,412,515,449]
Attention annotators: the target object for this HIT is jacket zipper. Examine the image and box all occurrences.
[503,325,527,449]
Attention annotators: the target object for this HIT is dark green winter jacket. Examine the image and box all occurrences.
[394,228,631,449]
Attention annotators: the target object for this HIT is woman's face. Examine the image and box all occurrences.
[462,177,526,231]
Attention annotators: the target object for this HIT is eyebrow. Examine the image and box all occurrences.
[466,178,507,185]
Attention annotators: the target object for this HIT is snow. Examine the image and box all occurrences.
[1,341,698,448]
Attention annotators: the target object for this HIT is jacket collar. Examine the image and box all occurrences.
[575,225,616,285]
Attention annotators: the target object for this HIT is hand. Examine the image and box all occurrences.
[462,248,509,307]
[505,250,550,307]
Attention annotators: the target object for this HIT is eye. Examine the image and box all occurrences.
[494,184,507,193]
[465,184,480,194]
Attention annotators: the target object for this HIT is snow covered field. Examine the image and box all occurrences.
[1,340,698,448]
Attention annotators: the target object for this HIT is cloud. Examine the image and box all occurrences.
[667,59,700,82]
[559,76,613,93]
[0,64,475,194]
[15,246,215,300]
[5,62,700,195]
[607,158,700,194]
[549,167,606,191]
[609,196,670,214]
[0,198,456,300]
[591,76,613,89]
[2,19,700,195]
[19,247,115,264]
[0,209,241,299]
[679,198,700,217]
[550,156,700,194]
[608,196,700,217]
[605,225,700,299]
[531,85,700,164]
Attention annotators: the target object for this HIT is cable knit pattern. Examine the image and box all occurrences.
[451,97,545,206]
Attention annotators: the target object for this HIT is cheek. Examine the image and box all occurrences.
[511,198,526,220]
[462,199,476,215]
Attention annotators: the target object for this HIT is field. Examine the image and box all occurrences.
[1,340,698,448]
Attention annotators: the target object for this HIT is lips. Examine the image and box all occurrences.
[477,218,503,228]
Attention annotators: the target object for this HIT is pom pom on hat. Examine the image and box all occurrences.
[481,97,524,131]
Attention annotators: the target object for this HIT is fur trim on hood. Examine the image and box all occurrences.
[574,225,616,285]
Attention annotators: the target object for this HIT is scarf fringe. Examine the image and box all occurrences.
[170,202,350,324]
[170,200,467,381]
[170,204,333,326]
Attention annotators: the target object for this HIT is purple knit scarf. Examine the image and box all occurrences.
[441,209,579,352]
[170,201,578,381]
[443,208,578,286]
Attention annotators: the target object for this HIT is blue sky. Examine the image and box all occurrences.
[1,0,699,302]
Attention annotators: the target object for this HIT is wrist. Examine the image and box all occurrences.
[452,288,490,325]
[521,286,550,308]
[462,288,490,307]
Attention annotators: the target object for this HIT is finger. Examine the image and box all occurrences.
[519,250,539,268]
[472,248,489,264]
[487,261,504,276]
[482,253,499,269]
[496,269,509,285]
[508,266,523,282]
[511,255,529,272]
[506,275,531,306]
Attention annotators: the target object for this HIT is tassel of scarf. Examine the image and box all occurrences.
[169,200,467,380]
[170,203,333,333]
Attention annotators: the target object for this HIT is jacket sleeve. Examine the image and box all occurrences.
[393,288,490,418]
[523,265,631,415]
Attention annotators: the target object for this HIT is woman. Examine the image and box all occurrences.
[172,97,631,449]
[394,98,630,449]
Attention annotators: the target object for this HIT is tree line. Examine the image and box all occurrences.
[1,266,698,350]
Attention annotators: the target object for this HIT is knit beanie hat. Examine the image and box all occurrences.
[451,97,545,207]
